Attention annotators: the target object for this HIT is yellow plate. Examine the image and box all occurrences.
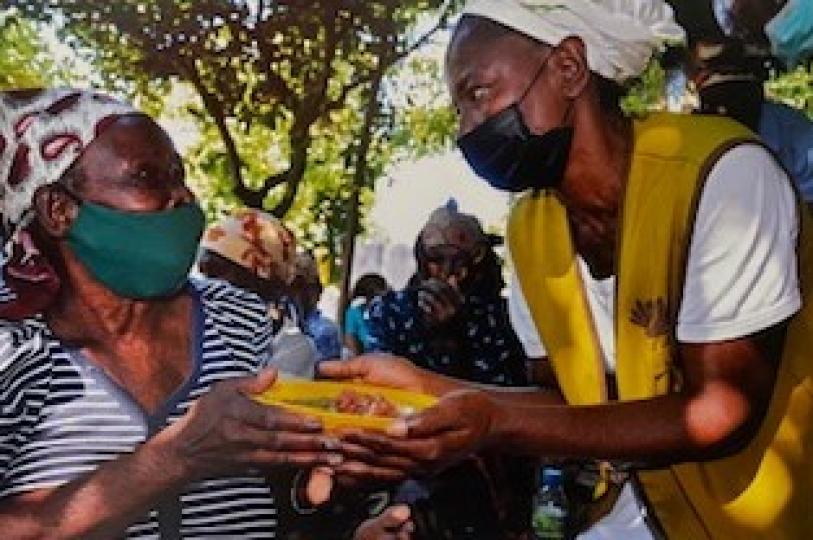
[252,379,437,432]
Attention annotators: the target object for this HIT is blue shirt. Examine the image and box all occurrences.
[344,301,373,352]
[303,309,342,362]
[759,101,813,201]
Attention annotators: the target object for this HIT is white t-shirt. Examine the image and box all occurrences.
[508,144,801,539]
[509,144,801,370]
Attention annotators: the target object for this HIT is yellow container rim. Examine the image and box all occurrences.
[251,379,438,432]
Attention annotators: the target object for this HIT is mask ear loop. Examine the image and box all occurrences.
[517,47,556,106]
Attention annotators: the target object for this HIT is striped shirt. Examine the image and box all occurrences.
[0,279,280,538]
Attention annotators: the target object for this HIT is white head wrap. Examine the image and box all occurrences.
[461,0,686,83]
[0,89,137,235]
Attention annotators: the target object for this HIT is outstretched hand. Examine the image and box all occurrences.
[160,368,343,482]
[335,388,500,483]
[318,354,434,395]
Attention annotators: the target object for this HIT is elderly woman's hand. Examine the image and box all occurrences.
[353,504,415,540]
[334,388,500,483]
[160,368,343,482]
[415,278,463,328]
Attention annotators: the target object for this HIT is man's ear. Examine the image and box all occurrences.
[553,36,591,99]
[32,185,78,238]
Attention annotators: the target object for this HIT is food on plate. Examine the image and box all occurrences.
[252,380,436,431]
[282,389,412,418]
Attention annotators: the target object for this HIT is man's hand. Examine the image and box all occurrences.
[319,355,437,395]
[336,388,500,482]
[354,504,414,540]
[161,368,343,481]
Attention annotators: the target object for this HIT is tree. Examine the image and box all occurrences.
[767,65,813,118]
[0,8,64,89]
[14,0,458,217]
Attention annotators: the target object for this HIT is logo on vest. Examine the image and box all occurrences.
[630,297,670,337]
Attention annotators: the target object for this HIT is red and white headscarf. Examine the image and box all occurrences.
[0,88,137,318]
[201,209,298,285]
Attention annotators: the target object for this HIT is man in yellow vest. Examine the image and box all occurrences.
[320,0,813,538]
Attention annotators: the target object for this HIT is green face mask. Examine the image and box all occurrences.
[67,200,205,299]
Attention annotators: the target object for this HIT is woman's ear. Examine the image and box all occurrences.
[32,185,79,238]
[554,36,591,99]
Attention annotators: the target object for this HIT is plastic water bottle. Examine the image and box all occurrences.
[532,467,568,539]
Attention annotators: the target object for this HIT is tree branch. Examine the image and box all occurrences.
[181,57,248,203]
[268,122,311,217]
[321,0,455,115]
[338,67,386,325]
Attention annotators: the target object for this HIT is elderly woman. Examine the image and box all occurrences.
[0,89,340,538]
[198,209,318,378]
[323,1,813,538]
[367,203,528,387]
[198,208,298,317]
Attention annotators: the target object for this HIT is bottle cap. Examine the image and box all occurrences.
[541,467,563,487]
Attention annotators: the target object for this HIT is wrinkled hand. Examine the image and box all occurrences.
[161,368,343,481]
[318,355,434,395]
[354,504,414,540]
[415,278,462,327]
[336,389,499,483]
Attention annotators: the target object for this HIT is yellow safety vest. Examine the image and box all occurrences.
[509,112,813,539]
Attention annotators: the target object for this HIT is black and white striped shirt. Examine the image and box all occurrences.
[0,280,280,538]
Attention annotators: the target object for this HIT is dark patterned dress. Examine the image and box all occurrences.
[366,287,528,387]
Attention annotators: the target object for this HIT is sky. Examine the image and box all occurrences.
[369,151,509,244]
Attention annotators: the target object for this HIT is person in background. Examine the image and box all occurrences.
[367,202,528,386]
[321,0,813,537]
[0,88,339,538]
[364,203,532,539]
[344,273,389,355]
[688,38,813,206]
[291,250,343,362]
[198,209,318,378]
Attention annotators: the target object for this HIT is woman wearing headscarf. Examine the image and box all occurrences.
[0,89,340,538]
[367,203,528,386]
[199,209,319,378]
[363,204,532,539]
[322,1,813,538]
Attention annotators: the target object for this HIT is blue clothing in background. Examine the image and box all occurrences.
[303,309,342,362]
[366,288,528,386]
[344,300,373,352]
[760,101,813,201]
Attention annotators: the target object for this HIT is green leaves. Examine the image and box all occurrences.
[0,9,62,88]
[7,0,461,279]
[767,66,813,119]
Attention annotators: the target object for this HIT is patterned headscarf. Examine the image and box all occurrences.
[201,208,297,284]
[419,201,489,253]
[0,89,138,319]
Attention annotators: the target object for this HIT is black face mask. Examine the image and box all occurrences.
[457,53,574,193]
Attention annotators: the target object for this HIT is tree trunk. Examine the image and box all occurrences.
[337,71,384,330]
